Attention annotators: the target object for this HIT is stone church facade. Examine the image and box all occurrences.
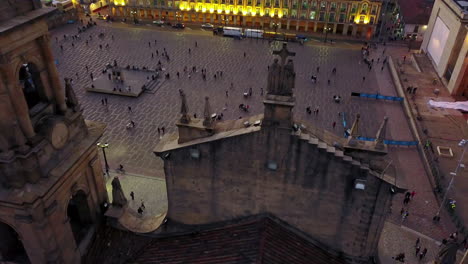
[0,1,107,263]
[155,44,397,262]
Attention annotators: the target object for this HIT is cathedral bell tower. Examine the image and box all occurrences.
[0,2,107,263]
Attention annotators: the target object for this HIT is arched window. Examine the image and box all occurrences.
[19,63,45,111]
[361,3,367,14]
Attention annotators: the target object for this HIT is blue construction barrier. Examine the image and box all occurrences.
[351,92,404,102]
[356,136,418,146]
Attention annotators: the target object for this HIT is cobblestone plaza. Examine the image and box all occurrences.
[51,22,406,176]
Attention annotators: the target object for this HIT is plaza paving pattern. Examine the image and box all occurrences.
[49,21,457,246]
[51,22,392,175]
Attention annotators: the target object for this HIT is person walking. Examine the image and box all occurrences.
[104,98,108,105]
[137,206,143,215]
[316,66,320,73]
[419,248,427,260]
[225,90,229,97]
[362,76,366,82]
[141,200,145,209]
[162,127,165,134]
[332,121,336,129]
[101,99,105,105]
[90,72,94,81]
[415,244,421,256]
[130,191,135,200]
[128,106,132,113]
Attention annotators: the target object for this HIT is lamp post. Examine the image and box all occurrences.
[324,26,332,43]
[97,142,110,175]
[434,139,467,219]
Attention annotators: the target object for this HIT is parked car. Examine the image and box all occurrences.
[173,23,185,29]
[201,23,214,29]
[153,20,165,26]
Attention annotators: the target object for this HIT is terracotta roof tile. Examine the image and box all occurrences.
[130,215,348,264]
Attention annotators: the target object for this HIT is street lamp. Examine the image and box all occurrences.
[97,142,110,175]
[324,26,332,43]
[433,139,468,220]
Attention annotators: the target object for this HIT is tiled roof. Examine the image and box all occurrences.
[130,214,348,264]
[397,0,433,25]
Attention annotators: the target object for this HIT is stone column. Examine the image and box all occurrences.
[38,34,67,113]
[352,25,357,36]
[210,14,214,23]
[304,21,308,31]
[243,16,246,26]
[286,19,290,29]
[313,22,317,32]
[295,21,299,31]
[333,23,337,33]
[0,65,35,140]
[343,24,348,35]
[233,15,237,25]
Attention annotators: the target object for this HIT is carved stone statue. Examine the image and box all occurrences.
[179,89,191,124]
[267,59,282,94]
[111,176,127,207]
[64,78,79,112]
[281,59,295,95]
[267,43,296,96]
[435,240,458,264]
[203,96,212,127]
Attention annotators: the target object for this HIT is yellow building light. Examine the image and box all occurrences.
[251,10,256,15]
[180,5,185,10]
[260,11,264,16]
[233,9,238,14]
[202,7,207,12]
[364,18,369,24]
[217,9,222,13]
[278,13,283,18]
[270,12,274,17]
[225,9,231,14]
[210,8,215,13]
[242,10,247,15]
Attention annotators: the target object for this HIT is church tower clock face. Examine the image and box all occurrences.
[49,121,69,149]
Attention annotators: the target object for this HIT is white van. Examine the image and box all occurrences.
[244,29,263,38]
[223,27,243,39]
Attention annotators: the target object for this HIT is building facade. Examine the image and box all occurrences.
[0,1,108,263]
[421,0,468,96]
[111,0,382,37]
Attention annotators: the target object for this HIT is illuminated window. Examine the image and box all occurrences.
[265,8,270,15]
[339,13,345,22]
[371,5,376,14]
[319,11,324,21]
[329,12,334,22]
[309,10,315,19]
[359,15,364,22]
[320,1,325,10]
[256,7,260,13]
[311,1,316,9]
[283,0,288,7]
[291,9,297,18]
[361,3,367,14]
[301,0,307,9]
[292,0,297,8]
[274,0,279,7]
[330,2,336,11]
[340,3,346,12]
[265,0,270,7]
[351,4,356,13]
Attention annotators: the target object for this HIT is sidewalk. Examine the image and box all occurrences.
[386,47,468,238]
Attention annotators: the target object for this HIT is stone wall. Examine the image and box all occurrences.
[162,128,392,260]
